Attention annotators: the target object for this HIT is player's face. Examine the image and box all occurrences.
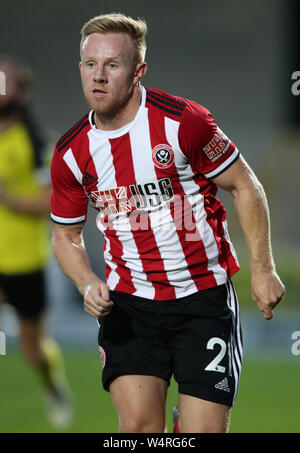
[80,33,139,119]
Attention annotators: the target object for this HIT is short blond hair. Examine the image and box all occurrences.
[80,13,147,64]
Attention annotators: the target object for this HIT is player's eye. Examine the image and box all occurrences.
[108,63,118,69]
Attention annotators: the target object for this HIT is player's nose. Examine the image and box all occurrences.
[93,65,107,83]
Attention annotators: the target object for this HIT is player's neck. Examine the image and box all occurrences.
[93,85,142,131]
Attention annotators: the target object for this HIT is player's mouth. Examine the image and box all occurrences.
[92,89,107,98]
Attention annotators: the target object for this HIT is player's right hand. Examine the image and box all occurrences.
[251,270,285,320]
[83,279,114,319]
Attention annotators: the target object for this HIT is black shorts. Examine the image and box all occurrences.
[0,270,46,320]
[97,280,243,407]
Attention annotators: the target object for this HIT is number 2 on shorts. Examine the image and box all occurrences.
[205,337,227,373]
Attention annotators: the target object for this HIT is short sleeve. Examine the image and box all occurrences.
[178,100,239,178]
[50,146,88,224]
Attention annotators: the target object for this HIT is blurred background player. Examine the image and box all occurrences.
[0,56,73,429]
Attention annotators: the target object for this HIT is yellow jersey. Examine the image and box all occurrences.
[0,121,50,274]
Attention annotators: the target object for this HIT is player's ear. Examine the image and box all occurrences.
[134,61,147,85]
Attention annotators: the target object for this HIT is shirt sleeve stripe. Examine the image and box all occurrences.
[50,214,86,224]
[204,148,240,179]
[63,149,83,184]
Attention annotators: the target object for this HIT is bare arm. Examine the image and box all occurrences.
[52,222,113,319]
[212,155,285,319]
[0,183,52,215]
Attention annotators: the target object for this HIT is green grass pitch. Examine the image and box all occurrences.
[0,351,299,433]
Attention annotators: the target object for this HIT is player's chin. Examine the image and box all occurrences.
[85,95,104,111]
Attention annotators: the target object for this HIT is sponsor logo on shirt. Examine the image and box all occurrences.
[90,177,175,215]
[203,127,230,162]
[152,144,174,169]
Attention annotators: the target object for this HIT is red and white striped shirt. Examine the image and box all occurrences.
[51,87,240,300]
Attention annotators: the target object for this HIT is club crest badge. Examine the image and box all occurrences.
[152,144,174,169]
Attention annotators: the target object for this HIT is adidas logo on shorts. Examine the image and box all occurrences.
[215,377,230,393]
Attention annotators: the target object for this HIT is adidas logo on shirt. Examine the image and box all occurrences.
[215,377,230,393]
[82,171,98,188]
